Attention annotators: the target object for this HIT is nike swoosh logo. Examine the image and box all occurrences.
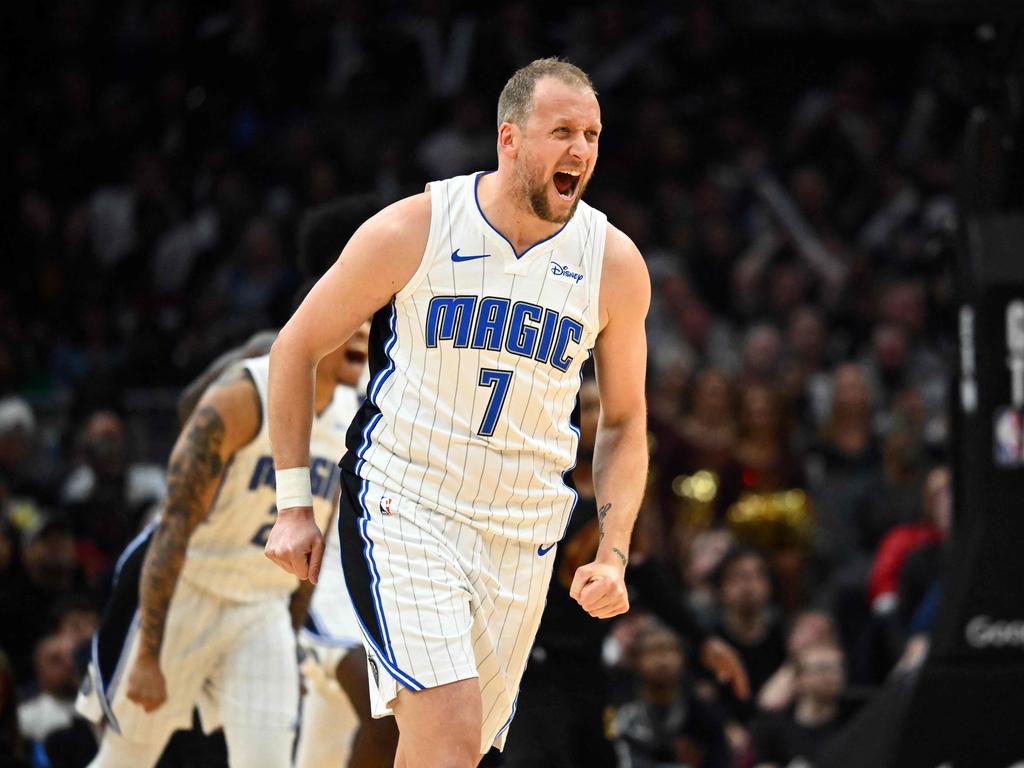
[451,249,491,262]
[537,543,555,556]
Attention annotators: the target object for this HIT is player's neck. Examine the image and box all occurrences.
[477,170,564,254]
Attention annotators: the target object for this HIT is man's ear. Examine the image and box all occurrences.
[498,122,519,160]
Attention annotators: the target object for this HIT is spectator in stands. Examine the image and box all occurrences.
[758,610,839,712]
[613,620,732,768]
[707,545,787,756]
[17,633,79,744]
[0,515,84,683]
[0,398,51,507]
[61,409,165,581]
[0,650,28,767]
[868,465,950,616]
[729,383,804,497]
[751,641,847,768]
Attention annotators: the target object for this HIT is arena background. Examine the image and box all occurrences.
[3,1,1024,767]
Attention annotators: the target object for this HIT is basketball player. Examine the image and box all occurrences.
[177,330,399,768]
[265,58,742,766]
[76,323,369,768]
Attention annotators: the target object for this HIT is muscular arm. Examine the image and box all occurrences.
[137,367,261,661]
[591,224,651,569]
[268,193,428,471]
[264,193,428,581]
[569,225,650,620]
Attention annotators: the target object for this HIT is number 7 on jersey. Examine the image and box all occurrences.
[477,368,513,436]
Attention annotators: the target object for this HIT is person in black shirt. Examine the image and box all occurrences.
[500,378,747,767]
[613,620,732,768]
[709,546,787,716]
[751,641,846,768]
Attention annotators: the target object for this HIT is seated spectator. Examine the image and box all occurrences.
[751,641,846,768]
[612,620,732,768]
[729,383,804,498]
[0,514,84,683]
[868,465,950,614]
[61,409,165,581]
[710,546,787,713]
[17,633,79,744]
[758,610,838,712]
[0,650,29,767]
[0,397,52,507]
[703,546,787,757]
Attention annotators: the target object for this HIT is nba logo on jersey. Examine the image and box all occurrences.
[379,496,394,515]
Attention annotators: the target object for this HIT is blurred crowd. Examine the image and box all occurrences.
[2,1,972,766]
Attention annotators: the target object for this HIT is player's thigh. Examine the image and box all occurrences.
[215,600,299,730]
[391,677,481,766]
[337,476,476,690]
[222,723,294,768]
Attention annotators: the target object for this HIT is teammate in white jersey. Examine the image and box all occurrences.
[266,58,741,766]
[77,325,368,768]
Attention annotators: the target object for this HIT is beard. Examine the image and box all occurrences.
[513,151,588,224]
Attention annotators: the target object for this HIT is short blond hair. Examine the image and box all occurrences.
[496,57,595,129]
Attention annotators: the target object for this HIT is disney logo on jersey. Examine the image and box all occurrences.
[550,262,584,284]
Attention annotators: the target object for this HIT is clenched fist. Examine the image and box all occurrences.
[264,506,324,584]
[570,560,629,620]
[126,653,167,713]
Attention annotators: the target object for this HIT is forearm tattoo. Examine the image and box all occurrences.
[139,406,225,658]
[597,502,628,567]
[598,503,611,543]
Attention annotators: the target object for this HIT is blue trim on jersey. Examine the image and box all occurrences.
[348,603,424,692]
[556,358,589,542]
[90,634,122,735]
[348,475,425,691]
[301,608,363,649]
[354,412,382,477]
[356,479,396,657]
[495,691,520,739]
[473,171,570,260]
[367,301,397,405]
[111,520,157,586]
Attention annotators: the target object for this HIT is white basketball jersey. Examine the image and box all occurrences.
[181,356,358,602]
[341,171,607,544]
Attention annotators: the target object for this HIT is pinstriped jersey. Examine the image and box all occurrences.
[341,171,607,544]
[180,356,358,602]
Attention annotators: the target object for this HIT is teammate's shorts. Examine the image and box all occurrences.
[337,469,555,753]
[77,573,298,743]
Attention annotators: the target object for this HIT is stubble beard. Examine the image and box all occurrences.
[514,152,586,225]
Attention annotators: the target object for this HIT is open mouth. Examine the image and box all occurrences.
[553,170,581,201]
[345,350,367,366]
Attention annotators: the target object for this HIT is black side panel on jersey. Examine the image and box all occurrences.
[336,469,387,654]
[95,526,154,692]
[340,300,393,474]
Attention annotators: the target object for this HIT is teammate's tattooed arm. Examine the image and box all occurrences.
[127,365,261,712]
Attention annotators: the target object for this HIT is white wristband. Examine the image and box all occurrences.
[276,466,313,509]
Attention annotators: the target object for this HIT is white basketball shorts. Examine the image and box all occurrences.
[337,469,556,752]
